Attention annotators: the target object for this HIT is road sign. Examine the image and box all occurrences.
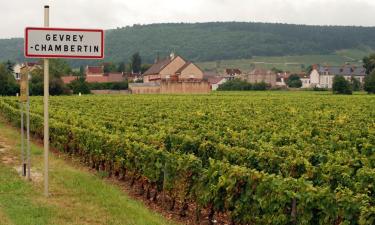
[25,27,104,59]
[19,72,28,103]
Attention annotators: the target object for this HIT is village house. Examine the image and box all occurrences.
[275,72,290,87]
[225,68,242,80]
[143,53,204,82]
[208,77,227,91]
[241,68,277,87]
[130,53,210,94]
[298,73,311,88]
[309,65,366,88]
[203,71,228,91]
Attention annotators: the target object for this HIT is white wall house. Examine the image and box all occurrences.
[300,77,311,88]
[309,65,367,89]
[209,77,227,90]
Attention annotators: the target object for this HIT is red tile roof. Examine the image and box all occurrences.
[61,76,77,84]
[106,73,125,82]
[87,66,104,74]
[86,76,109,83]
[226,68,242,75]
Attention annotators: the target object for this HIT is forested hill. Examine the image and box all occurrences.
[1,22,375,65]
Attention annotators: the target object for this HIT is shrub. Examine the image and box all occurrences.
[286,74,302,88]
[217,79,252,91]
[68,77,91,94]
[252,81,269,90]
[332,75,352,95]
[364,71,375,94]
[351,76,361,91]
[88,82,128,90]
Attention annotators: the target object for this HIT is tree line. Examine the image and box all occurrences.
[1,22,375,66]
[0,53,149,96]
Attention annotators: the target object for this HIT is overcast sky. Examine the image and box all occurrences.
[1,0,375,38]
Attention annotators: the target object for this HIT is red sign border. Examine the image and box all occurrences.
[24,27,104,59]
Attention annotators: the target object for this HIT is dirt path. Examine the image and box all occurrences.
[0,136,43,183]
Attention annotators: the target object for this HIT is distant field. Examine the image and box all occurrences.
[198,48,372,73]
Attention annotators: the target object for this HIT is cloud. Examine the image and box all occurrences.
[0,0,374,38]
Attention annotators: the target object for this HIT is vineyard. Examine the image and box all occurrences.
[0,92,374,224]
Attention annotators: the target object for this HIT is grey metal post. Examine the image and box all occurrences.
[43,5,50,197]
[26,95,31,180]
[20,102,26,176]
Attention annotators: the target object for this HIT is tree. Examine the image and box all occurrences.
[0,63,19,96]
[364,71,375,94]
[252,81,269,90]
[103,62,117,73]
[79,65,85,76]
[5,60,14,73]
[141,64,151,74]
[271,67,283,74]
[131,52,142,73]
[286,74,302,88]
[217,79,252,91]
[363,54,375,75]
[305,65,314,75]
[117,62,126,73]
[332,75,352,95]
[68,77,91,94]
[29,59,70,96]
[351,76,361,91]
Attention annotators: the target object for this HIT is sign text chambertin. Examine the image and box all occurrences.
[25,27,104,59]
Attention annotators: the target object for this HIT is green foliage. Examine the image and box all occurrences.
[217,79,252,91]
[252,81,269,90]
[271,67,283,74]
[68,77,91,94]
[364,71,375,94]
[131,52,142,73]
[0,92,374,224]
[29,59,70,96]
[363,54,375,75]
[117,62,126,72]
[333,75,352,95]
[217,79,270,91]
[141,64,151,74]
[0,63,19,96]
[5,60,14,73]
[2,23,375,65]
[88,81,128,90]
[287,74,303,88]
[103,62,118,73]
[351,76,362,91]
[111,81,128,90]
[313,87,329,91]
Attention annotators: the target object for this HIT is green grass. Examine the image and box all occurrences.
[197,48,372,73]
[0,121,177,225]
[0,164,53,225]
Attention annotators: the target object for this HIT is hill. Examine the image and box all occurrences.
[1,22,375,66]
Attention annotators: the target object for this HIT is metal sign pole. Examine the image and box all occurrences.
[20,101,26,176]
[26,85,31,181]
[43,5,50,197]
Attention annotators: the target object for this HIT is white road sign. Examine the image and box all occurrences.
[25,27,104,59]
